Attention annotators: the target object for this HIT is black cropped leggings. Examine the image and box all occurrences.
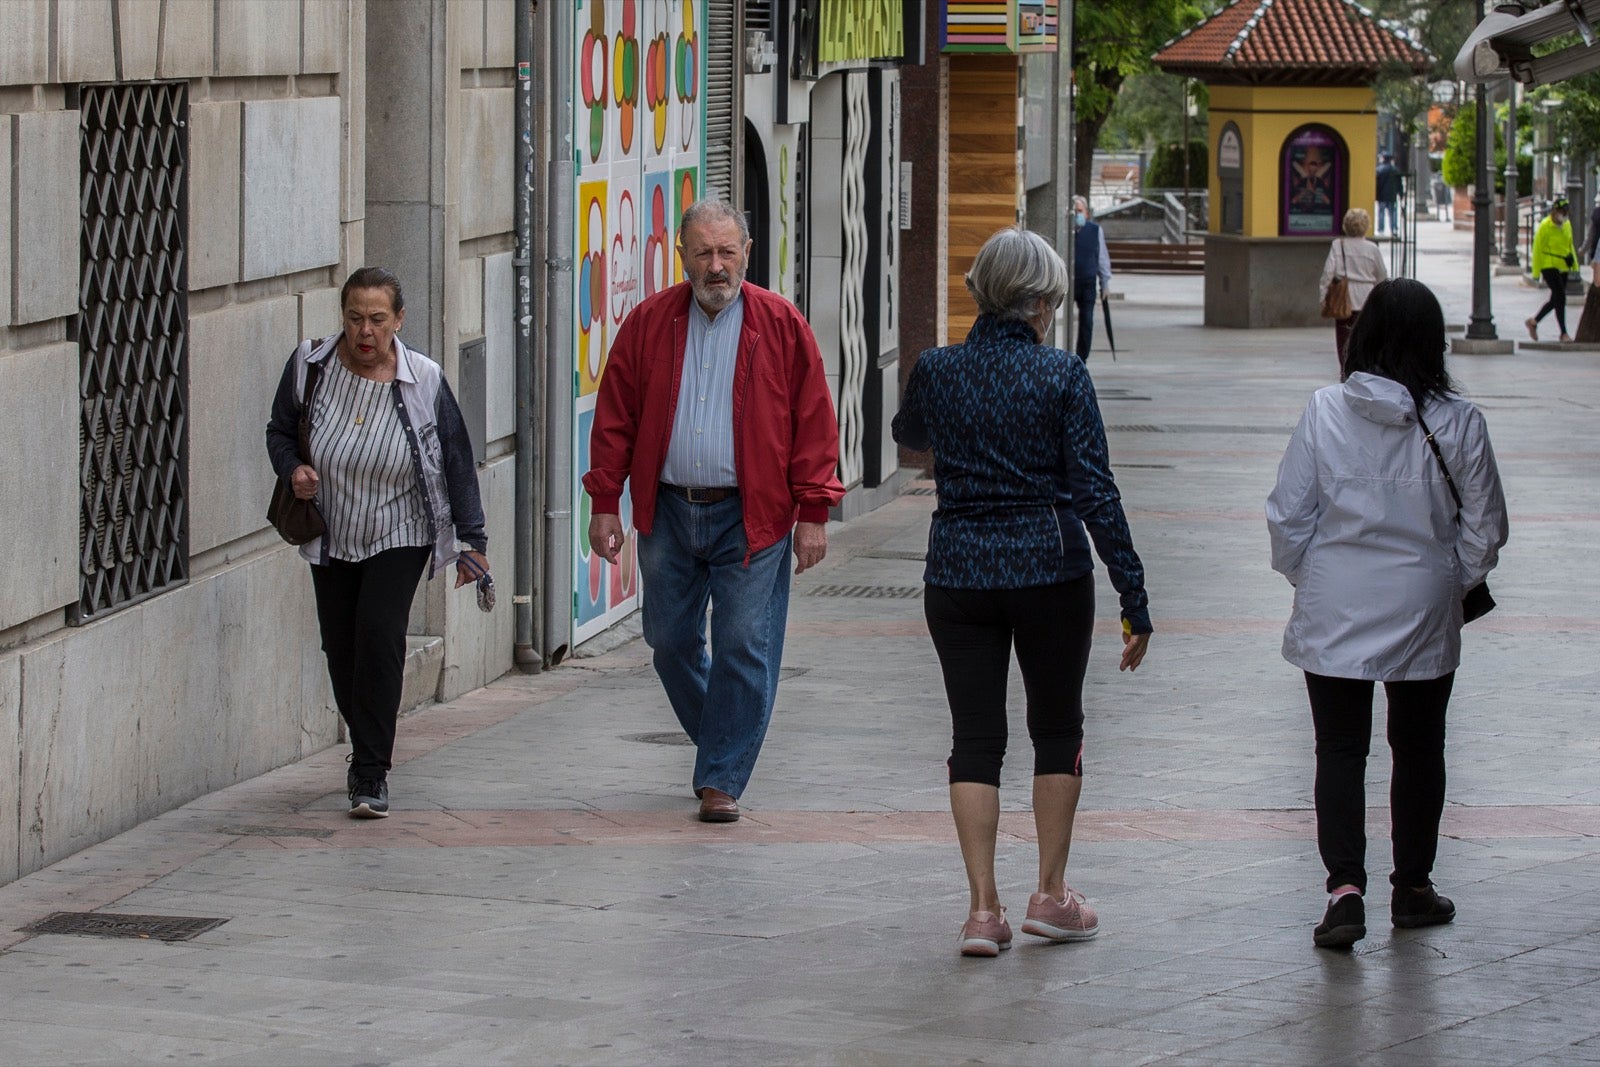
[924,576,1095,787]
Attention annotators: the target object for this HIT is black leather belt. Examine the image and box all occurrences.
[661,483,739,504]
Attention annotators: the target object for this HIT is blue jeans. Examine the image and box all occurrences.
[636,491,793,798]
[1377,199,1398,235]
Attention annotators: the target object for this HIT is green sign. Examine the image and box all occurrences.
[818,0,904,63]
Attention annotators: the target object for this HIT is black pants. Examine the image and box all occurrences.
[1073,282,1097,361]
[1536,267,1569,335]
[310,546,430,779]
[924,576,1095,787]
[1305,671,1454,894]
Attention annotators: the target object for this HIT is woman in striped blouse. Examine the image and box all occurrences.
[267,267,488,818]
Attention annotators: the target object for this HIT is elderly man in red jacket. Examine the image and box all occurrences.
[585,198,844,823]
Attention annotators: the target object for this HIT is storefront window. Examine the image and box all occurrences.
[1280,125,1346,236]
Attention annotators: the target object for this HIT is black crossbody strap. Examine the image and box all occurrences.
[1415,408,1463,519]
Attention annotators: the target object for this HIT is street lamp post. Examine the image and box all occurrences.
[1465,72,1498,340]
[1567,159,1586,294]
[1501,85,1519,267]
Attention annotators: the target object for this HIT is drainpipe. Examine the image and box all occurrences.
[542,0,575,664]
[512,0,542,672]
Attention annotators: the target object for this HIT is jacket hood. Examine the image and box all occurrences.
[1341,371,1416,427]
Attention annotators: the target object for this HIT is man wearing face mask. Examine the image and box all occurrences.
[584,199,844,823]
[1071,196,1113,362]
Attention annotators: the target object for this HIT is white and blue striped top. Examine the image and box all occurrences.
[308,356,431,562]
[660,294,743,488]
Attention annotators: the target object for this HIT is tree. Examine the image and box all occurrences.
[1442,100,1477,188]
[1073,0,1208,197]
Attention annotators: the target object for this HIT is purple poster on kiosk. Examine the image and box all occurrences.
[1282,127,1343,236]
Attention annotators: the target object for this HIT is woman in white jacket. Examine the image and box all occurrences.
[1268,279,1508,950]
[1319,208,1388,374]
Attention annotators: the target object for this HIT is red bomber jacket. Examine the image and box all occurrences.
[583,280,845,556]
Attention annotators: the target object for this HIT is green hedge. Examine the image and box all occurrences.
[1146,141,1208,189]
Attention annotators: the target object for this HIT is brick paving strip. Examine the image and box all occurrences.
[3,667,1592,955]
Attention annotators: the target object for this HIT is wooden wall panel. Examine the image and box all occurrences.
[945,55,1020,343]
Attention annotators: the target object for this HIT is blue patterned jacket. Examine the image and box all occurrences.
[892,315,1152,634]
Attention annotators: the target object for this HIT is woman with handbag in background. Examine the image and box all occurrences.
[1267,279,1508,950]
[1318,208,1387,375]
[266,267,490,819]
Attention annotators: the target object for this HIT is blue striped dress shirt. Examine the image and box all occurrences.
[660,293,743,487]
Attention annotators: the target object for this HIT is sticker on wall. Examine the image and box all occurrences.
[577,180,608,394]
[675,0,699,151]
[571,0,704,647]
[609,185,640,328]
[612,0,639,157]
[643,172,672,297]
[580,2,609,165]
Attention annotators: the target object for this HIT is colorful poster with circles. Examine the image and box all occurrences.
[572,0,704,646]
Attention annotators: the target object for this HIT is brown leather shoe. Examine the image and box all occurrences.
[697,787,740,822]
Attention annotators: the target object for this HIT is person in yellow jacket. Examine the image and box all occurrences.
[1527,197,1576,343]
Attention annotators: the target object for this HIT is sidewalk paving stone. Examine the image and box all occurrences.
[1,219,1598,1063]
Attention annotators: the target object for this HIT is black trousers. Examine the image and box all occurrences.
[924,576,1095,787]
[1305,671,1454,894]
[1536,267,1569,335]
[1073,282,1097,361]
[310,546,430,779]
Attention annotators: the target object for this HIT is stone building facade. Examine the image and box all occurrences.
[0,0,516,884]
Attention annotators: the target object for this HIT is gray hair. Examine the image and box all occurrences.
[677,198,750,246]
[964,227,1069,322]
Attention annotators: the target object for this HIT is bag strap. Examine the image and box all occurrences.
[295,360,323,463]
[1415,408,1463,519]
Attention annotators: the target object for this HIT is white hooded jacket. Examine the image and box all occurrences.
[1267,372,1509,681]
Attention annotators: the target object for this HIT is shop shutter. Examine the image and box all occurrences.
[703,0,742,205]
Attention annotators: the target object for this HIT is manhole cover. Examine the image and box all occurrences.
[624,731,695,746]
[21,912,228,942]
[904,485,936,496]
[862,550,926,561]
[803,584,923,599]
[217,824,335,839]
[1117,463,1175,470]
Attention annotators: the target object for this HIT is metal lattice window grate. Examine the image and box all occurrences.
[73,83,190,624]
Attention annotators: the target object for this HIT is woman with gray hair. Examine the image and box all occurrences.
[1318,207,1387,374]
[893,227,1153,958]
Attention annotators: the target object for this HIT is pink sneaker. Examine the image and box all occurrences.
[1021,889,1099,942]
[958,908,1012,957]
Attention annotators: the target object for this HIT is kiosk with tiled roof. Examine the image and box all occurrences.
[1153,0,1430,327]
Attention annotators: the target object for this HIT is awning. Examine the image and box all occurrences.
[1455,0,1600,86]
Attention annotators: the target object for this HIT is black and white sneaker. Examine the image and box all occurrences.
[349,776,389,819]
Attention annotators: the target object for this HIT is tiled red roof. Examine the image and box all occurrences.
[1153,0,1432,85]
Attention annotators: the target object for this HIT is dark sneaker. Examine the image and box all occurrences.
[1392,884,1455,929]
[349,776,389,819]
[1313,893,1366,949]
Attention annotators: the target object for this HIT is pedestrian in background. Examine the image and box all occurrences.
[1583,193,1600,287]
[893,227,1152,958]
[1431,173,1451,223]
[266,267,490,819]
[1070,195,1112,363]
[1374,152,1402,236]
[584,199,843,824]
[1268,278,1508,950]
[1526,196,1576,343]
[1318,208,1387,374]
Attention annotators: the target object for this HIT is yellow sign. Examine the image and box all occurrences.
[818,0,904,62]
